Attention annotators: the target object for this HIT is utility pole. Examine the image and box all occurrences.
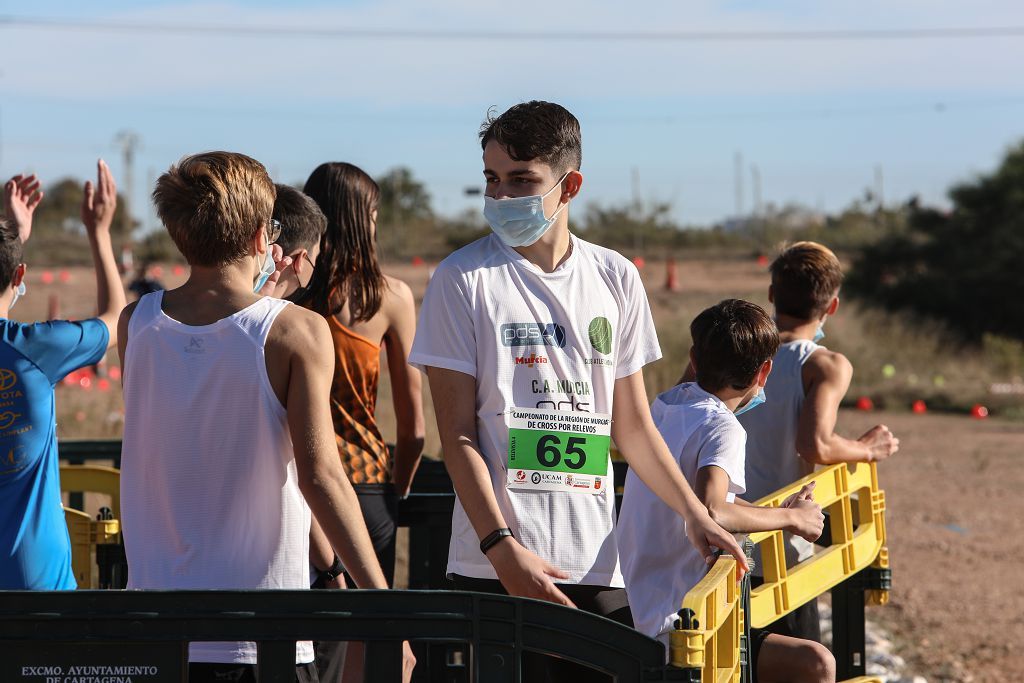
[874,164,884,211]
[734,151,744,219]
[114,131,140,234]
[631,166,643,255]
[114,131,140,274]
[751,164,764,248]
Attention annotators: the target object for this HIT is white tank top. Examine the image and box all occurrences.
[738,339,822,572]
[120,292,313,665]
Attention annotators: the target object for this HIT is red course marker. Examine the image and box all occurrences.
[108,366,122,381]
[856,396,874,411]
[971,404,989,419]
[411,256,425,266]
[41,271,54,285]
[58,270,71,283]
[632,256,646,269]
[79,376,92,390]
[756,254,769,267]
[912,399,927,414]
[173,265,185,276]
[97,378,111,392]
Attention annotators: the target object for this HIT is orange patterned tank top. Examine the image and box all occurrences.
[327,316,390,485]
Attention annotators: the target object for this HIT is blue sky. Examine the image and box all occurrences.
[4,0,1024,230]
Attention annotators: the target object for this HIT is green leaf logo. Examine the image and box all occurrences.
[588,316,613,355]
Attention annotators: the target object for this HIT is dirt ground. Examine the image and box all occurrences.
[835,409,1024,683]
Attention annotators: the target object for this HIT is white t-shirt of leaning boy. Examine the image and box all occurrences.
[409,233,661,586]
[617,382,747,639]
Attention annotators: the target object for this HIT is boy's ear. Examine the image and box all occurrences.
[560,170,583,203]
[12,263,26,287]
[826,295,839,316]
[757,358,773,387]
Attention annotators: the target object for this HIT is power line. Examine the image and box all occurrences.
[4,16,1024,42]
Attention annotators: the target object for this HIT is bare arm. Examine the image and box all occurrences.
[697,466,822,541]
[426,366,574,606]
[383,279,425,497]
[612,370,749,572]
[80,160,127,347]
[796,350,899,465]
[285,313,388,589]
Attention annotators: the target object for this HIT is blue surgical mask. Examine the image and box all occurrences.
[483,173,569,247]
[9,282,25,311]
[253,251,275,293]
[735,387,766,416]
[813,321,826,343]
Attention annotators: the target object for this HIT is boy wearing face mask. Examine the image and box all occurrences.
[118,152,414,683]
[0,163,126,590]
[618,299,835,683]
[410,102,746,680]
[736,241,900,644]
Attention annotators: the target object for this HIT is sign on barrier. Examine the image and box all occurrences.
[2,642,183,683]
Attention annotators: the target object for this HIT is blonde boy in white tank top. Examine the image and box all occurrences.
[119,152,413,682]
[738,241,900,645]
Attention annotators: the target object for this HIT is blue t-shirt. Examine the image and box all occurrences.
[0,318,109,590]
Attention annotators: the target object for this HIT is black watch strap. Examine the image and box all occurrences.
[480,528,514,555]
[316,555,344,582]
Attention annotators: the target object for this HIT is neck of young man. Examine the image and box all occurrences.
[512,217,572,274]
[700,381,749,413]
[775,312,822,343]
[0,291,14,320]
[179,260,261,302]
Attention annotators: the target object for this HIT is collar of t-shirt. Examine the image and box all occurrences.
[660,381,732,415]
[494,233,579,278]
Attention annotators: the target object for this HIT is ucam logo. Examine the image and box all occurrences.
[500,323,567,348]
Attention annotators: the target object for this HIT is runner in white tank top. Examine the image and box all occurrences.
[121,291,313,665]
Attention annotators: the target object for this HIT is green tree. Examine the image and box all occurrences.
[847,141,1024,341]
[377,167,434,225]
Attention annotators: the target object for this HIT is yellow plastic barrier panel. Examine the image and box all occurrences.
[748,462,888,629]
[669,556,744,682]
[63,507,120,589]
[60,464,121,519]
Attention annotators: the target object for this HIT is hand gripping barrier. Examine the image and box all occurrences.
[747,462,889,629]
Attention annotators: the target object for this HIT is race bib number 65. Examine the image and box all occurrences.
[506,407,611,495]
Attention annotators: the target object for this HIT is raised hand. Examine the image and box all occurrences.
[4,174,44,243]
[257,243,294,297]
[488,538,577,607]
[858,424,900,462]
[81,159,118,234]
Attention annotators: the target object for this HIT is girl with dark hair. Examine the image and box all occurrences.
[299,162,425,585]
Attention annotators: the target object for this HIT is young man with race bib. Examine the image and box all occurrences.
[409,101,746,681]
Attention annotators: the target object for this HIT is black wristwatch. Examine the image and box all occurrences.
[480,528,514,555]
[312,555,344,588]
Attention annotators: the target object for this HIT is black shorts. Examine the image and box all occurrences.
[449,574,633,683]
[188,662,318,682]
[344,483,398,586]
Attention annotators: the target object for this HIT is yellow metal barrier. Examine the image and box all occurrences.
[60,464,121,519]
[748,462,888,629]
[61,465,123,589]
[63,507,120,589]
[668,556,744,680]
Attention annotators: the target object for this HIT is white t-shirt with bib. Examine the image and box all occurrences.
[617,382,746,639]
[409,233,661,586]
